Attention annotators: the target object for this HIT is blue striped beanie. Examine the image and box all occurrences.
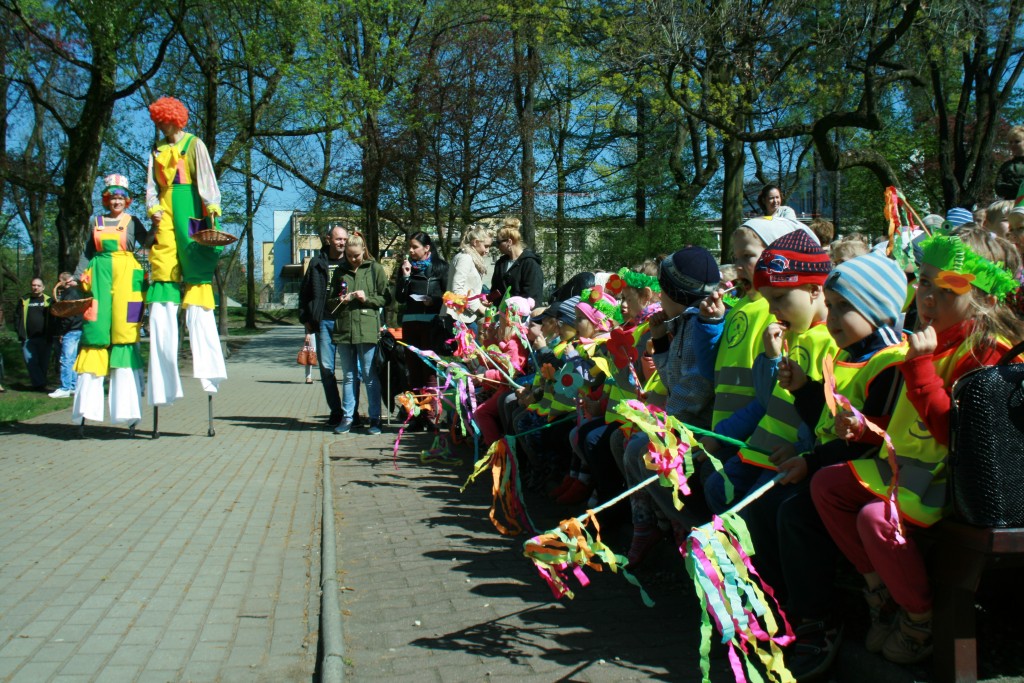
[824,251,906,329]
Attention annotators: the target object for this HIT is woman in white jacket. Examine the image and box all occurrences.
[447,227,492,331]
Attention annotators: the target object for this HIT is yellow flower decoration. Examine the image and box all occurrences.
[933,270,975,295]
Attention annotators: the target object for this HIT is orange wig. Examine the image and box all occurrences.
[148,97,189,129]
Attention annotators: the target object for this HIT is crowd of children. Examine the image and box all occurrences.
[400,197,1024,681]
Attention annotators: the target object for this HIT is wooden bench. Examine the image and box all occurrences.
[919,519,1024,683]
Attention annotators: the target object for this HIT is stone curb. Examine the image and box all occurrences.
[319,442,345,683]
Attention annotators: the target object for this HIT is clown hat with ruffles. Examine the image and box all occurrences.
[102,174,132,209]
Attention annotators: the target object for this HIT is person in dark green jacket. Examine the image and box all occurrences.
[329,233,388,434]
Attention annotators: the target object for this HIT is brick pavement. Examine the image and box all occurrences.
[0,327,322,683]
[329,431,718,683]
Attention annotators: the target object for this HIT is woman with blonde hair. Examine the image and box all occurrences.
[489,217,544,304]
[448,226,492,328]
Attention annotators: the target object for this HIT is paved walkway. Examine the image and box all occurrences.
[0,326,322,683]
[329,429,710,682]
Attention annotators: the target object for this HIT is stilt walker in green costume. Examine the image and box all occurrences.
[145,96,227,409]
[71,174,151,426]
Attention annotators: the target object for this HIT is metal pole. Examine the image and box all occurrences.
[207,395,215,437]
[153,406,160,439]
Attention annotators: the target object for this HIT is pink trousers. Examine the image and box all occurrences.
[810,463,932,614]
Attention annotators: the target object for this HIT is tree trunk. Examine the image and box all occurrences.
[720,135,745,261]
[634,96,647,230]
[361,114,383,257]
[512,23,539,247]
[244,146,256,329]
[555,123,567,285]
[55,53,117,273]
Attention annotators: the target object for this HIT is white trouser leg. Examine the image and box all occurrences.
[148,302,183,406]
[109,367,142,425]
[186,306,227,394]
[72,373,105,423]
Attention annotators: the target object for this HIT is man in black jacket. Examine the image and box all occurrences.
[299,226,358,427]
[16,277,52,391]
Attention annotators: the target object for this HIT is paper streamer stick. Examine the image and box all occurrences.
[684,472,796,683]
[523,509,654,607]
[461,436,536,536]
[822,353,906,544]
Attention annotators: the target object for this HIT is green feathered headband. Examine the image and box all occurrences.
[605,267,661,296]
[920,235,1020,301]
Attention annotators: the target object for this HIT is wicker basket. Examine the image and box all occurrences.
[192,228,238,247]
[50,284,93,318]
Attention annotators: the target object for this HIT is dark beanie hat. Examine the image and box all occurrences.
[658,246,720,304]
[753,230,832,290]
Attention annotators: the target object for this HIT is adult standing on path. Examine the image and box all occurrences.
[145,96,227,407]
[71,174,151,426]
[447,226,492,332]
[489,217,544,305]
[330,233,388,435]
[49,272,84,399]
[16,276,52,391]
[395,231,449,428]
[299,225,359,428]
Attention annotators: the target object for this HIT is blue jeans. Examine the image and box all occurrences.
[338,342,380,421]
[22,337,51,388]
[318,319,341,418]
[59,330,81,391]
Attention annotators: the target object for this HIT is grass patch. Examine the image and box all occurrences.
[0,333,74,423]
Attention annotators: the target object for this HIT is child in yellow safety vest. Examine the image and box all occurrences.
[811,230,1024,666]
[750,251,910,680]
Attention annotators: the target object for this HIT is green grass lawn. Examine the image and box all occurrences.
[0,306,293,424]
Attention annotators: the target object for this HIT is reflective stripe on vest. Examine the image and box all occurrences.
[739,324,837,469]
[848,337,1008,527]
[815,343,907,444]
[712,296,773,429]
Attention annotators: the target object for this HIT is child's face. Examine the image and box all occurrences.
[915,263,974,333]
[1009,133,1024,158]
[660,294,686,319]
[760,284,824,334]
[541,317,559,338]
[574,310,596,339]
[620,286,644,322]
[825,290,875,349]
[733,231,765,290]
[558,321,577,341]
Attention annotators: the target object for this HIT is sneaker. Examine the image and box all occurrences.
[333,420,353,434]
[366,420,382,435]
[48,388,72,398]
[305,377,314,384]
[327,411,343,428]
[863,585,898,653]
[787,619,843,681]
[352,413,366,429]
[881,612,932,664]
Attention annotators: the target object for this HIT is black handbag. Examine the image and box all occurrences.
[948,340,1024,527]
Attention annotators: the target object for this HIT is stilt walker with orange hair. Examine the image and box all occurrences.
[145,96,227,433]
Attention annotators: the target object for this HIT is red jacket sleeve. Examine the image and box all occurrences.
[900,345,1006,447]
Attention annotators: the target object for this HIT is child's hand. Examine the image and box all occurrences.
[763,322,786,359]
[699,291,726,320]
[768,443,795,466]
[777,359,807,391]
[648,310,669,339]
[696,436,720,463]
[906,323,937,361]
[778,457,808,485]
[834,410,865,440]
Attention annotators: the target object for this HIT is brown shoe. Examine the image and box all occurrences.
[863,585,898,652]
[881,612,933,664]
